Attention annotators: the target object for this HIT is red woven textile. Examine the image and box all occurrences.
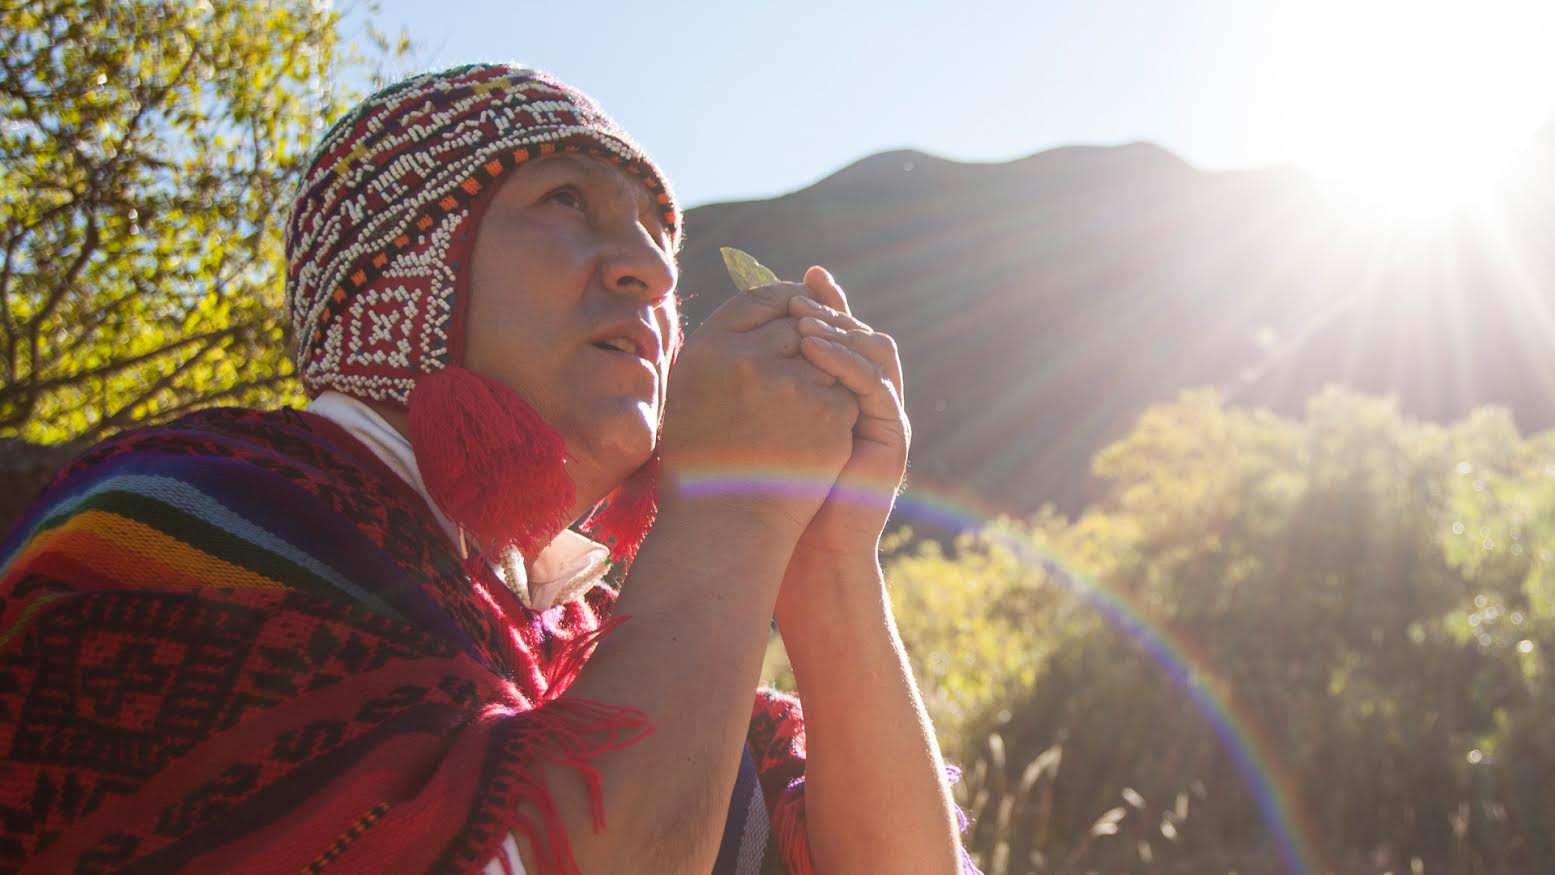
[0,408,649,874]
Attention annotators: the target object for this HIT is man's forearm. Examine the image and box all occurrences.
[519,499,799,873]
[777,558,964,873]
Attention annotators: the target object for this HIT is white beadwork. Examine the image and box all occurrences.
[285,66,678,405]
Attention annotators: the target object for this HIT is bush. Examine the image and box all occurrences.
[889,388,1555,873]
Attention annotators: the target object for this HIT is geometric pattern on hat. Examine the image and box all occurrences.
[285,63,683,406]
[322,212,461,400]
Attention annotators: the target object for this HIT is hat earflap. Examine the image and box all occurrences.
[407,366,576,561]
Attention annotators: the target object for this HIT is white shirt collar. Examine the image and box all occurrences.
[306,391,611,611]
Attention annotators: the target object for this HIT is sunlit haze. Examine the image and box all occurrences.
[1277,0,1555,218]
[360,0,1555,215]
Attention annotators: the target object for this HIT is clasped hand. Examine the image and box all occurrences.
[658,265,908,607]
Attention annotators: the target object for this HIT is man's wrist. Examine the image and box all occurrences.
[782,543,884,596]
[775,556,891,644]
[656,464,820,542]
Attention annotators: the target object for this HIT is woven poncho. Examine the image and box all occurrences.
[0,408,814,874]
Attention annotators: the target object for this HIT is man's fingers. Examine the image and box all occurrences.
[728,318,847,388]
[804,265,850,314]
[703,264,845,335]
[705,280,819,333]
[788,295,869,334]
[797,335,903,424]
[794,315,904,397]
[799,336,908,451]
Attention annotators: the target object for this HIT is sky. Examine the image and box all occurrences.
[354,0,1555,209]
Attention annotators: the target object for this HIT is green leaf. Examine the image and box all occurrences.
[719,246,780,293]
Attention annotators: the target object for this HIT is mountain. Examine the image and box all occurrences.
[675,142,1555,520]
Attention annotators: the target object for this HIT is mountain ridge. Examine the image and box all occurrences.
[676,140,1555,521]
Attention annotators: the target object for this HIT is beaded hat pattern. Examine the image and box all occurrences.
[283,64,681,571]
[284,63,682,406]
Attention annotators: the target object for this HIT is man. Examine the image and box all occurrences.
[0,64,970,873]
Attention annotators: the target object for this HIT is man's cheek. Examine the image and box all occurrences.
[663,303,686,361]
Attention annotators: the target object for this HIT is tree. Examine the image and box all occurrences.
[0,0,402,444]
[888,389,1555,873]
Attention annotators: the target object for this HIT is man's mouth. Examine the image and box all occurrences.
[589,321,659,364]
[593,337,642,357]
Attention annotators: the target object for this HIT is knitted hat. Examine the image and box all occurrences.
[284,64,681,570]
[286,63,681,402]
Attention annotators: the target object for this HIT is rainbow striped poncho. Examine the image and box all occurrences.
[0,407,811,874]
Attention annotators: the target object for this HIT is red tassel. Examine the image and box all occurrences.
[581,456,659,567]
[477,618,651,875]
[544,615,630,697]
[491,695,654,875]
[407,367,576,559]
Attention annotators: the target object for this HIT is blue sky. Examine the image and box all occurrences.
[355,0,1555,208]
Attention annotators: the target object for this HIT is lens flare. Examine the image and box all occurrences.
[676,467,1328,875]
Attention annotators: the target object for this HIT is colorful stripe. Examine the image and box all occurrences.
[302,802,391,874]
[0,407,836,874]
[15,474,359,598]
[711,747,770,875]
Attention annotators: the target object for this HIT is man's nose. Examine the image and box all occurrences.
[602,223,677,302]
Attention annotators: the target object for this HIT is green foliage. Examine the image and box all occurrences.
[887,517,1091,745]
[888,388,1555,873]
[0,0,405,443]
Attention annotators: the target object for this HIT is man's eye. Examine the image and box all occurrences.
[543,187,585,210]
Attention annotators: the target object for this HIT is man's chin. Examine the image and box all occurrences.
[577,412,657,474]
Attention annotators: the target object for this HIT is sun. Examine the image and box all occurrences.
[1278,0,1555,221]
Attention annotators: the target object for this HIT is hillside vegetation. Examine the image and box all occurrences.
[877,389,1553,873]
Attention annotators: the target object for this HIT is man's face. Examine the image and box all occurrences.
[463,153,679,492]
